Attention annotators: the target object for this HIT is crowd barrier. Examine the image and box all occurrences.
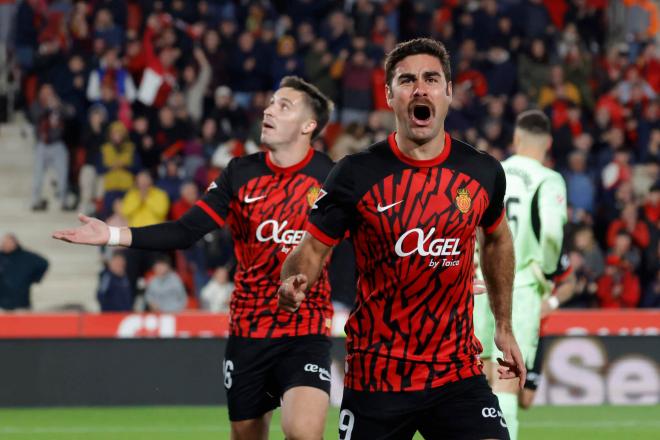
[0,311,657,406]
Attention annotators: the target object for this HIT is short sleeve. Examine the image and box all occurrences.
[195,159,234,227]
[307,157,355,246]
[480,160,506,233]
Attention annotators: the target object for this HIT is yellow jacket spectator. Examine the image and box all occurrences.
[101,121,138,192]
[538,65,582,109]
[121,171,169,227]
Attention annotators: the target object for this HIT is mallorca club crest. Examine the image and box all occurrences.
[307,186,322,208]
[455,187,471,213]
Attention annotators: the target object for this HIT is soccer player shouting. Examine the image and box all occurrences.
[279,39,525,439]
[54,77,335,440]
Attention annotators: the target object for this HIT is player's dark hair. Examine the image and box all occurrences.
[279,76,334,139]
[515,110,551,136]
[384,38,451,87]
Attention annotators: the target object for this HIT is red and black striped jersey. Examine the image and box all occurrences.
[198,148,334,338]
[308,132,506,392]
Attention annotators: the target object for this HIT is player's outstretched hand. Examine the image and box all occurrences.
[277,274,308,312]
[494,327,527,390]
[52,213,110,246]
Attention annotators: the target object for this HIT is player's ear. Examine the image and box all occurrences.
[302,119,317,136]
[385,84,393,108]
[545,134,553,152]
[446,81,453,99]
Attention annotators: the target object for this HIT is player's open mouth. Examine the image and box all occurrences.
[262,120,275,130]
[410,104,433,126]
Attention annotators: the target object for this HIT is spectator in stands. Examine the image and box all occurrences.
[209,86,247,143]
[200,266,233,313]
[230,31,264,108]
[30,83,74,211]
[122,172,170,298]
[0,233,49,310]
[93,8,124,49]
[538,65,582,109]
[100,121,139,211]
[156,159,183,203]
[271,35,303,89]
[152,106,187,164]
[518,38,550,100]
[563,150,596,217]
[87,47,136,105]
[145,255,187,313]
[607,203,651,252]
[136,14,180,108]
[78,104,108,215]
[97,250,133,311]
[597,255,641,308]
[183,46,211,125]
[304,38,338,103]
[340,50,373,125]
[121,170,169,228]
[130,115,158,172]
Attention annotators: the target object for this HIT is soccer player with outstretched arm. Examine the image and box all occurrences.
[54,76,336,440]
[278,38,525,440]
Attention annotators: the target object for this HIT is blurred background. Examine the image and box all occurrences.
[0,0,658,438]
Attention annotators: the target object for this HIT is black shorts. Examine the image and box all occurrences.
[524,336,545,391]
[223,334,331,421]
[339,375,510,440]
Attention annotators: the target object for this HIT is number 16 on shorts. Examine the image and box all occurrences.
[223,359,234,389]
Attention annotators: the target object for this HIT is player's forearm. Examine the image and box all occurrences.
[281,234,330,291]
[480,224,515,330]
[554,272,576,305]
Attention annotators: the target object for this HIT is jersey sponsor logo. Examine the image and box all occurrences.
[377,200,404,212]
[304,363,331,382]
[256,219,305,245]
[455,187,472,213]
[206,181,217,192]
[311,188,327,209]
[395,228,461,258]
[481,407,507,428]
[307,186,322,208]
[244,194,267,203]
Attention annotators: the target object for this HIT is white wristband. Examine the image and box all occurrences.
[547,296,560,310]
[107,226,121,246]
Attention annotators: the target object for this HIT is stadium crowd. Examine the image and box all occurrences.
[2,0,659,311]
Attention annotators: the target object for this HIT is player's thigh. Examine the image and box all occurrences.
[417,376,510,440]
[275,335,332,398]
[473,292,496,360]
[281,386,329,439]
[224,337,280,422]
[338,389,417,440]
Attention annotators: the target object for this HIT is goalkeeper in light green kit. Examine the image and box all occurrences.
[474,110,567,440]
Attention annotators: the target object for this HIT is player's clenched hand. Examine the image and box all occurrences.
[52,214,110,246]
[277,274,308,312]
[494,327,526,390]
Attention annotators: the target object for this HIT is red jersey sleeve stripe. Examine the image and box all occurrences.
[195,200,225,227]
[483,208,505,234]
[306,222,340,247]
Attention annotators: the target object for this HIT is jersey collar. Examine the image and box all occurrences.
[388,131,452,168]
[266,147,314,174]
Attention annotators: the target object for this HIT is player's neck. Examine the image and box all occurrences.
[515,146,545,163]
[268,140,312,168]
[395,128,446,161]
